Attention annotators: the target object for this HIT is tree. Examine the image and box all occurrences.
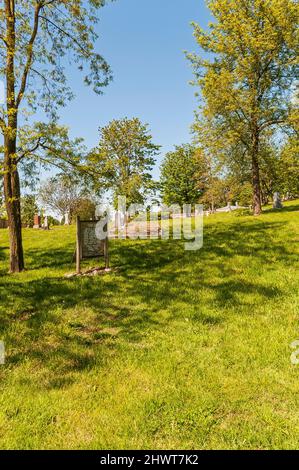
[188,0,298,215]
[160,144,206,206]
[0,1,112,272]
[200,177,227,211]
[73,198,96,220]
[89,118,160,207]
[39,175,92,224]
[21,194,38,227]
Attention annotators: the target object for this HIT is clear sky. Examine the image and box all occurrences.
[59,0,212,179]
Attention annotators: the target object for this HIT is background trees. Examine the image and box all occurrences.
[188,0,298,216]
[21,195,38,228]
[89,118,160,208]
[39,175,96,224]
[0,0,112,272]
[160,144,206,206]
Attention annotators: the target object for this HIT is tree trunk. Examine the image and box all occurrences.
[3,0,24,272]
[251,127,262,216]
[3,138,24,273]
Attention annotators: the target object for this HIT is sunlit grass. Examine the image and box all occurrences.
[0,201,298,449]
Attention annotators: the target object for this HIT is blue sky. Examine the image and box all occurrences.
[59,0,212,179]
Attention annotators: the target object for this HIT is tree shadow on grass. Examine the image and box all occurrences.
[0,215,297,390]
[263,202,299,214]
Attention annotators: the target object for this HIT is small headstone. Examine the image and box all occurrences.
[273,192,283,209]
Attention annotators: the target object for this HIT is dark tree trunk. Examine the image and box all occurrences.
[252,155,262,216]
[3,137,24,273]
[251,127,262,216]
[3,0,24,272]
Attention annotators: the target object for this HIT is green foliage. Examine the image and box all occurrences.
[0,201,298,448]
[39,175,92,222]
[89,118,160,207]
[277,137,299,197]
[47,216,60,226]
[0,1,112,119]
[188,0,298,213]
[21,195,39,227]
[160,144,206,206]
[73,198,96,221]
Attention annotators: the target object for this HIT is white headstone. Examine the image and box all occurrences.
[64,212,70,225]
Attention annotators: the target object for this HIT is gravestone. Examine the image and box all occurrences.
[43,216,49,230]
[76,217,109,274]
[273,192,283,209]
[33,214,41,229]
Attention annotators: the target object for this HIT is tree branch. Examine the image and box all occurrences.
[39,15,91,57]
[16,2,42,108]
[260,119,286,132]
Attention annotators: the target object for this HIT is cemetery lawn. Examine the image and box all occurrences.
[0,201,299,450]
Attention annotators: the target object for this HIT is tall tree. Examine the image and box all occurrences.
[0,1,112,272]
[90,118,160,207]
[160,144,206,206]
[188,0,298,215]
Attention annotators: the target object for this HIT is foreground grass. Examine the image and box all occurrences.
[0,201,298,449]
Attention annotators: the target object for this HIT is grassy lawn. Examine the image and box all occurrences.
[0,201,299,450]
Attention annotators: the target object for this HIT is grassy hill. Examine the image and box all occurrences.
[0,201,298,449]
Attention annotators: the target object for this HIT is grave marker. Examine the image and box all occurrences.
[76,217,109,274]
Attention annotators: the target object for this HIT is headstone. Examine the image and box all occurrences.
[273,192,283,209]
[64,212,70,225]
[76,217,109,274]
[33,214,41,229]
[43,216,49,230]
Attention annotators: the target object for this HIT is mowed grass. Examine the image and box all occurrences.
[0,201,298,450]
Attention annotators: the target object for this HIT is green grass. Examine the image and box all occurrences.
[0,201,299,450]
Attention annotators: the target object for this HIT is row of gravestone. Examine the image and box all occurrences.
[18,192,287,231]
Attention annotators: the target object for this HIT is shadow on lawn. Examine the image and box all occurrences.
[264,202,299,214]
[0,214,296,390]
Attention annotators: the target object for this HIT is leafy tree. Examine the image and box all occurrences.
[160,144,206,206]
[39,175,92,224]
[188,0,298,216]
[0,0,112,272]
[200,177,227,211]
[47,215,60,226]
[89,118,160,207]
[21,194,38,227]
[73,198,96,220]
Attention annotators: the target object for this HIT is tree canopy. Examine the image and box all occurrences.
[160,144,206,207]
[188,0,298,215]
[89,117,160,208]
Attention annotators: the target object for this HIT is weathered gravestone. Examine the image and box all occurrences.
[273,192,283,209]
[76,217,109,274]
